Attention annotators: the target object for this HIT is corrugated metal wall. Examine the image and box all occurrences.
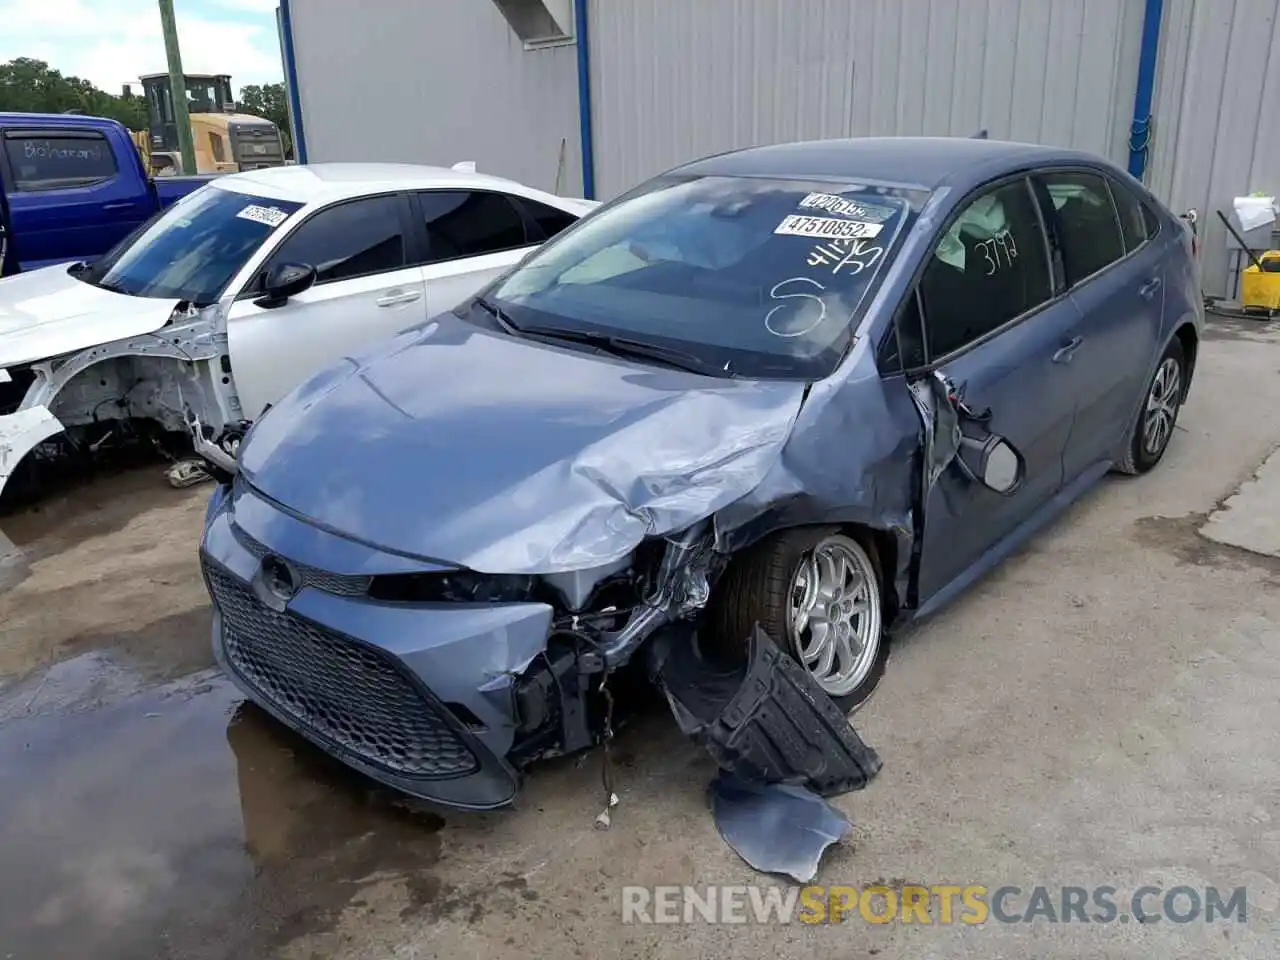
[1150,0,1280,297]
[287,0,581,195]
[588,0,1147,198]
[281,0,1276,299]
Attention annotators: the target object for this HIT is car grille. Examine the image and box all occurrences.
[204,561,478,779]
[231,524,371,597]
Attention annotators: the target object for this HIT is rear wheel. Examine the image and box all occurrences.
[1116,338,1185,475]
[707,527,888,712]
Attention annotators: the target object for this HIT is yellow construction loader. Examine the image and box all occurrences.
[130,73,286,176]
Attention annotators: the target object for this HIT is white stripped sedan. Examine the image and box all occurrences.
[0,162,596,497]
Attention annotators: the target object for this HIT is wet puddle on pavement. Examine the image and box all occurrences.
[0,651,448,960]
[0,463,697,957]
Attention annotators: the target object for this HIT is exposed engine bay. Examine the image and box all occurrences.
[0,304,241,499]
[365,521,882,880]
[346,516,881,804]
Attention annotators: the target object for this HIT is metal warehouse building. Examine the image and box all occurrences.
[278,0,1280,295]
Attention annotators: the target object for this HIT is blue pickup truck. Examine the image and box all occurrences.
[0,112,216,275]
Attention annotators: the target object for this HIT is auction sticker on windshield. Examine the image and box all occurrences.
[236,204,291,228]
[796,193,898,222]
[774,215,884,240]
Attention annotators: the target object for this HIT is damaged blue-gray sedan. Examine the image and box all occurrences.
[198,136,1202,810]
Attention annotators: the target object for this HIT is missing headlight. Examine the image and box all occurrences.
[367,570,539,604]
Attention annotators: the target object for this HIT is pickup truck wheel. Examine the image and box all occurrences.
[1116,337,1185,475]
[707,527,887,712]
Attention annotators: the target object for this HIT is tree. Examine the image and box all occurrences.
[0,58,293,156]
[237,82,292,156]
[0,57,149,130]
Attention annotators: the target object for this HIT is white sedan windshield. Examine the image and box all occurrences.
[80,186,302,304]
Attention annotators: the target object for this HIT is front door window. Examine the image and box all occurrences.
[917,179,1053,360]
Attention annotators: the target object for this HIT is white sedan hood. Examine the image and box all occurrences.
[0,265,182,369]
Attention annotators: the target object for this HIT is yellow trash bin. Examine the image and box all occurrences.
[1240,251,1280,312]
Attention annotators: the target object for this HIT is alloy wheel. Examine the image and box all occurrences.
[1143,357,1182,457]
[786,535,882,698]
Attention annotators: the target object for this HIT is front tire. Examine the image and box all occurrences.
[1117,338,1185,475]
[707,527,888,712]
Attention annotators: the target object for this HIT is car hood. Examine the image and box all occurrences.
[239,317,806,574]
[0,265,182,368]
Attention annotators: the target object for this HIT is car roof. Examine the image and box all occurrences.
[0,112,126,129]
[671,136,1111,191]
[211,162,549,204]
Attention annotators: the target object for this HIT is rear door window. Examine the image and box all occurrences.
[1141,201,1162,239]
[1109,178,1148,253]
[3,129,118,191]
[515,197,579,241]
[417,190,532,263]
[269,194,407,284]
[1040,171,1126,284]
[917,179,1053,360]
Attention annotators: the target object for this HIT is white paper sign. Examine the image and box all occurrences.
[1233,196,1277,233]
[774,214,883,240]
[236,204,290,228]
[797,192,896,223]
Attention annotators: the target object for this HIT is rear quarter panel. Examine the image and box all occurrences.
[1118,174,1203,340]
[1140,192,1204,393]
[1161,210,1204,337]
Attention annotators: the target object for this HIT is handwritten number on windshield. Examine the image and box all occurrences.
[977,230,1019,276]
[807,237,884,276]
[766,277,828,338]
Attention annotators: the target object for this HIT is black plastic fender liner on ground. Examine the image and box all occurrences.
[647,624,883,796]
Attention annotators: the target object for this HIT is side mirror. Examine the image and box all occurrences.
[958,433,1025,496]
[255,262,316,309]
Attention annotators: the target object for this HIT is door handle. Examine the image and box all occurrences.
[1139,277,1163,300]
[375,289,422,307]
[1052,336,1084,364]
[101,201,137,211]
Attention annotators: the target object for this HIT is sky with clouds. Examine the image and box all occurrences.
[1,0,284,97]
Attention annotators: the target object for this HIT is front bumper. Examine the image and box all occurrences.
[200,481,555,810]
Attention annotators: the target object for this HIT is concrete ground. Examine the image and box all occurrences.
[1,316,1279,959]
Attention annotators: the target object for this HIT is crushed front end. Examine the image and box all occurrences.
[202,474,881,812]
[201,478,686,809]
[196,316,896,812]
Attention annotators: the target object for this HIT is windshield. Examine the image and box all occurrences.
[80,186,302,305]
[183,77,225,114]
[485,175,926,379]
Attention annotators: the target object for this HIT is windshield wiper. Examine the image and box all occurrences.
[472,299,727,376]
[519,325,726,377]
[472,296,523,336]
